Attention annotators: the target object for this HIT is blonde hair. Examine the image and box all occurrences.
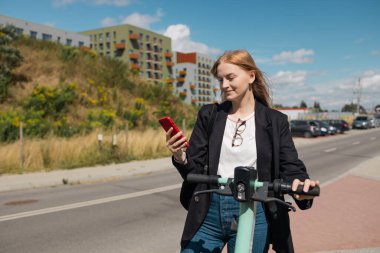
[211,49,271,107]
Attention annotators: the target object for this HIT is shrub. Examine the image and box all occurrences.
[60,46,78,61]
[24,83,77,118]
[0,110,19,142]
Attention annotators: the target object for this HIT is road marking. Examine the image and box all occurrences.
[0,184,181,222]
[352,141,360,145]
[370,137,376,140]
[324,148,337,153]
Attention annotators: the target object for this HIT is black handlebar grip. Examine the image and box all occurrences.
[186,174,220,185]
[293,184,320,196]
[272,180,320,196]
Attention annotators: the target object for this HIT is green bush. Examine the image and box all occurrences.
[22,110,51,138]
[0,25,23,102]
[0,111,19,142]
[60,46,78,61]
[24,83,76,118]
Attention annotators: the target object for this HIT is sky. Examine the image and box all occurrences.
[1,0,379,111]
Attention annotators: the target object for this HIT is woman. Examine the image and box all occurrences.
[165,49,319,253]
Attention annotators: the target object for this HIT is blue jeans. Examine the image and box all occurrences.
[181,193,269,253]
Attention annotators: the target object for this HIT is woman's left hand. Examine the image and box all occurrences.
[292,179,320,200]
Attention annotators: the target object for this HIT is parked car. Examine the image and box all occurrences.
[310,120,337,136]
[352,116,371,129]
[322,119,349,134]
[374,114,380,128]
[369,118,376,128]
[290,120,321,138]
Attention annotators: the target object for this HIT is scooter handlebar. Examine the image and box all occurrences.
[186,174,220,185]
[272,179,320,196]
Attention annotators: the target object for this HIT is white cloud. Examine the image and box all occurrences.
[100,17,117,27]
[272,49,315,64]
[361,70,380,90]
[120,9,163,29]
[52,0,133,7]
[371,50,380,56]
[102,10,163,29]
[276,70,380,111]
[270,71,308,86]
[164,24,221,55]
[354,37,367,44]
[52,0,75,7]
[93,0,133,6]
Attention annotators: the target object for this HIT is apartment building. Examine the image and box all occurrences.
[81,24,173,83]
[173,52,220,106]
[0,15,89,47]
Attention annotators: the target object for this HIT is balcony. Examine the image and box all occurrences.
[191,98,198,104]
[166,78,173,84]
[213,88,219,92]
[177,77,185,83]
[190,84,196,90]
[129,53,139,59]
[128,33,138,40]
[131,64,139,70]
[164,52,173,58]
[179,70,187,76]
[166,61,174,67]
[179,91,187,98]
[114,43,125,50]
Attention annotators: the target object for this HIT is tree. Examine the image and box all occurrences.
[300,100,307,108]
[312,101,322,113]
[0,25,23,102]
[374,104,380,113]
[341,103,367,114]
[272,104,283,108]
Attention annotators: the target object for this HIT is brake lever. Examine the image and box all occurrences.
[251,183,296,212]
[194,186,233,197]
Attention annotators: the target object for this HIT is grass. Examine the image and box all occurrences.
[0,128,191,175]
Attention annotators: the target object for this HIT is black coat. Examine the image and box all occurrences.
[173,100,312,252]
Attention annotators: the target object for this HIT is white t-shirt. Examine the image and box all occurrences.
[217,112,257,179]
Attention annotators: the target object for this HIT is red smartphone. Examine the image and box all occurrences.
[159,116,189,147]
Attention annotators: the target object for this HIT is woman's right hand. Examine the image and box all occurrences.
[166,127,188,164]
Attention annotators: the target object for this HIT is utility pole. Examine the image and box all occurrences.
[356,78,362,114]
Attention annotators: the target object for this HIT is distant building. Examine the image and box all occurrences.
[173,52,220,106]
[0,15,89,47]
[80,24,173,84]
[275,108,309,121]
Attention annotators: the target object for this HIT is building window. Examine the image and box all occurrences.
[79,41,84,47]
[99,33,103,42]
[57,37,61,43]
[106,42,110,49]
[106,32,110,41]
[15,28,23,35]
[139,33,143,40]
[66,39,72,46]
[113,31,116,38]
[93,34,97,41]
[42,33,52,41]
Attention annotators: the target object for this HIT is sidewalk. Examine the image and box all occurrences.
[288,155,380,253]
[0,133,379,252]
[0,157,174,192]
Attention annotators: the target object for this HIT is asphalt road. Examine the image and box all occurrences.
[0,129,379,253]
